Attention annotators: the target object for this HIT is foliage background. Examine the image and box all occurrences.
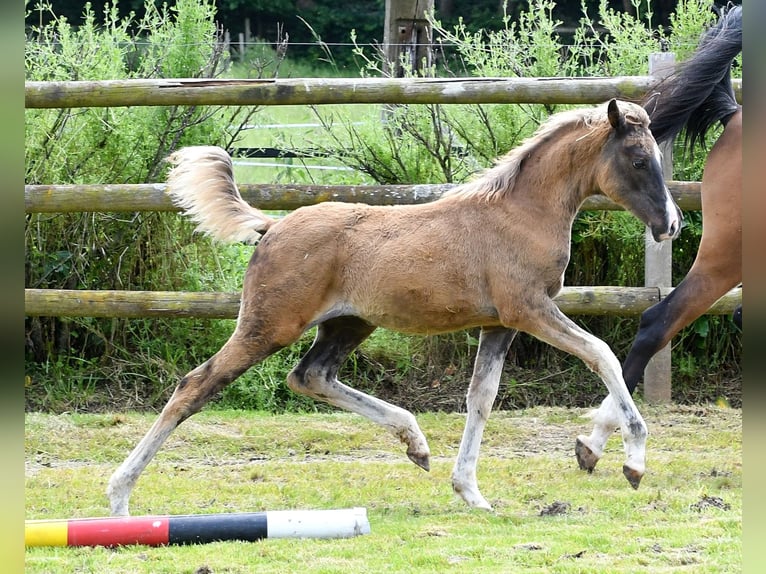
[25,1,700,68]
[24,0,741,414]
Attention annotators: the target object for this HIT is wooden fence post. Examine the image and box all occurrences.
[383,0,434,77]
[642,52,676,404]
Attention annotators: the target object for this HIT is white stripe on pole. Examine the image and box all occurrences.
[266,507,371,539]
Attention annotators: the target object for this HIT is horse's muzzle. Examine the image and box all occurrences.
[652,202,683,242]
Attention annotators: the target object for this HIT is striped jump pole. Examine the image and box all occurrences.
[25,507,370,547]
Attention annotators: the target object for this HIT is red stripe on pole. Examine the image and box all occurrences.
[67,516,170,547]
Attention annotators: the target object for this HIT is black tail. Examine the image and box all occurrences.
[644,4,742,152]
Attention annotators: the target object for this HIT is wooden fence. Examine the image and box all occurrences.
[24,76,742,109]
[24,74,742,399]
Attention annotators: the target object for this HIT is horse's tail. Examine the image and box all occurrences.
[165,146,276,244]
[644,4,741,151]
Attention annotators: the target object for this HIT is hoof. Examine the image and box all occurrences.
[575,438,600,473]
[622,464,643,489]
[407,451,430,472]
[452,481,493,511]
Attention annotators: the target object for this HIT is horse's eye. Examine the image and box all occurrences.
[632,159,647,169]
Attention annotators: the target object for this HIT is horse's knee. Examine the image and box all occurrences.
[168,358,243,422]
[161,382,206,426]
[585,338,621,377]
[286,369,306,393]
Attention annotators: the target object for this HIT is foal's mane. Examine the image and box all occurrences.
[446,102,649,202]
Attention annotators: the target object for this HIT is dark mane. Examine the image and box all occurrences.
[644,4,741,152]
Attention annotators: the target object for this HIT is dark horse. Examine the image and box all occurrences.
[107,99,681,516]
[576,5,742,473]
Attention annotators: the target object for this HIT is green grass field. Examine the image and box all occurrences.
[230,103,378,187]
[25,405,741,573]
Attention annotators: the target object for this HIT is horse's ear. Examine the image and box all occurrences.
[607,99,625,130]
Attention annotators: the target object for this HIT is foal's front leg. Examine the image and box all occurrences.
[577,269,742,473]
[520,301,648,489]
[575,394,620,473]
[452,327,517,510]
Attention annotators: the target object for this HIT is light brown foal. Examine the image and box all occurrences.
[108,99,681,515]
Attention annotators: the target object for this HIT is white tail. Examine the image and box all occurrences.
[166,146,275,244]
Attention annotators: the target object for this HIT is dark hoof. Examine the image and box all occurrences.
[622,465,643,489]
[733,304,742,329]
[575,438,599,473]
[408,452,430,472]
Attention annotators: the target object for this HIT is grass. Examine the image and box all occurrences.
[25,405,741,573]
[226,55,375,185]
[230,103,378,187]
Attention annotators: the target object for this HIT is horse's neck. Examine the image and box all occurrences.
[509,143,595,221]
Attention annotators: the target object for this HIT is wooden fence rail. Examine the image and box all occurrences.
[23,76,743,109]
[25,181,704,213]
[24,287,741,320]
[25,180,740,322]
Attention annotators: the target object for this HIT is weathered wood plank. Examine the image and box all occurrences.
[24,181,701,213]
[22,77,745,109]
[25,76,743,109]
[24,287,741,319]
[24,289,242,319]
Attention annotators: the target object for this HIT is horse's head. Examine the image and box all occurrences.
[597,99,682,242]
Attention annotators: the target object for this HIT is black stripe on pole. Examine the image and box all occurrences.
[167,513,268,545]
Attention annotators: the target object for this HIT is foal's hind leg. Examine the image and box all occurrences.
[287,316,431,470]
[452,327,517,510]
[107,329,287,516]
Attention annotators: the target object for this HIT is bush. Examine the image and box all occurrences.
[24,0,261,411]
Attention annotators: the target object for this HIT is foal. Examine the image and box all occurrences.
[108,99,680,515]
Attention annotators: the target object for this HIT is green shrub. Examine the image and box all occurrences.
[24,0,262,411]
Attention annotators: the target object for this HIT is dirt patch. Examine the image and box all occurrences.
[25,405,742,483]
[690,495,731,512]
[539,501,571,516]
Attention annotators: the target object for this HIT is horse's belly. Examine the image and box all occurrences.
[353,289,500,335]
